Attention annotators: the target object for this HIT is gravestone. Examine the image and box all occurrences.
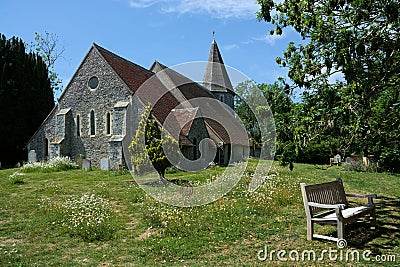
[363,156,369,167]
[28,150,37,163]
[76,154,84,167]
[82,159,91,171]
[100,158,110,171]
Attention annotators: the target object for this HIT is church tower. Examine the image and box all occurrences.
[203,39,235,111]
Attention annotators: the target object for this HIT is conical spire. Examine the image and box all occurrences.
[202,39,233,93]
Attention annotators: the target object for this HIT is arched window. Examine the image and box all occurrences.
[106,112,111,135]
[90,110,95,136]
[219,95,225,103]
[76,115,81,137]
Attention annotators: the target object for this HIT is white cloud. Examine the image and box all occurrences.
[128,0,259,19]
[129,0,170,8]
[248,32,286,46]
[223,44,239,51]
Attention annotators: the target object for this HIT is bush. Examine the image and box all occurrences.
[60,194,117,241]
[21,157,79,173]
[343,160,366,172]
[378,148,400,173]
[298,141,335,165]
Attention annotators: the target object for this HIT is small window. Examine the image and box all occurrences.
[88,76,99,90]
[219,95,225,102]
[106,112,111,135]
[90,110,95,136]
[44,138,49,159]
[76,115,81,137]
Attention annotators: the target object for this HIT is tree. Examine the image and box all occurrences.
[258,81,293,155]
[129,104,178,179]
[258,0,399,90]
[257,0,400,171]
[0,34,54,166]
[235,81,262,155]
[235,80,293,160]
[29,31,65,93]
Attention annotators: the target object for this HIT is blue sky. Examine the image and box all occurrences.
[1,0,302,96]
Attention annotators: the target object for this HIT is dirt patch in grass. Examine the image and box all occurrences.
[136,227,161,241]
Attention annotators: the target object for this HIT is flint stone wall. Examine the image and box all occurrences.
[28,47,142,169]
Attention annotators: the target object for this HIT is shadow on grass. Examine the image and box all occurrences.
[341,196,400,252]
[136,178,193,187]
[311,196,400,254]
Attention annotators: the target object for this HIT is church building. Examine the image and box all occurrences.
[27,40,249,169]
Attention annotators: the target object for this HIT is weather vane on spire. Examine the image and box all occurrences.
[212,30,215,40]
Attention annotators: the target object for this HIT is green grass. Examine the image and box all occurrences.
[0,160,399,266]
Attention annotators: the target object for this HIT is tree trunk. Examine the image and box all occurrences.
[159,170,168,184]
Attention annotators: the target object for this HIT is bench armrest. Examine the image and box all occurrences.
[308,202,346,210]
[346,193,377,198]
[346,193,377,206]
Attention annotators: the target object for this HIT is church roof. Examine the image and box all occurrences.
[171,108,199,136]
[94,43,154,93]
[202,40,234,93]
[95,44,182,135]
[96,44,246,146]
[150,61,248,146]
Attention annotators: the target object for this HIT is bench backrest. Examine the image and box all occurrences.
[300,178,348,216]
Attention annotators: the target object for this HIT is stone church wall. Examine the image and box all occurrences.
[212,92,235,112]
[28,47,136,168]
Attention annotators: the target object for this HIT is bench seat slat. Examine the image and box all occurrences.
[312,206,373,221]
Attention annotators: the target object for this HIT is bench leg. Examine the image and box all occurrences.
[307,220,314,240]
[370,209,376,229]
[337,220,345,240]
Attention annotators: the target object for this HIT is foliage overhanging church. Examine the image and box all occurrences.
[28,40,249,169]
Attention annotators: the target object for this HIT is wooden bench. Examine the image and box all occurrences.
[300,178,377,242]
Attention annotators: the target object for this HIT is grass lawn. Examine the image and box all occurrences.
[0,160,399,266]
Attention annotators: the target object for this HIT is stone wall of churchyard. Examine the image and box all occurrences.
[29,47,139,168]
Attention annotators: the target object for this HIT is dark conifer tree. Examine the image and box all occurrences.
[0,34,54,166]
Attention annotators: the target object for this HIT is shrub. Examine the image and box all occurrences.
[60,194,116,241]
[378,148,400,173]
[298,141,335,165]
[343,158,379,173]
[21,157,79,173]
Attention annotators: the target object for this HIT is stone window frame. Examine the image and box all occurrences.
[90,110,96,137]
[88,76,100,91]
[105,111,112,136]
[76,114,81,137]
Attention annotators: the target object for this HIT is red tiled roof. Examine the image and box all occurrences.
[95,44,182,132]
[95,44,248,147]
[171,108,198,136]
[95,44,154,93]
[151,62,248,146]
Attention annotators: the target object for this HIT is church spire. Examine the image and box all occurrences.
[202,38,233,93]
